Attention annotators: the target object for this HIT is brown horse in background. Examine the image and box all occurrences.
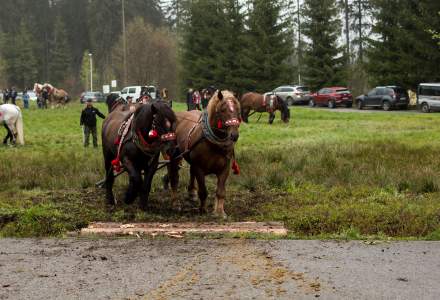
[165,90,241,218]
[240,92,290,124]
[102,101,177,209]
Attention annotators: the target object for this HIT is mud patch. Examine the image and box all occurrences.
[145,240,323,299]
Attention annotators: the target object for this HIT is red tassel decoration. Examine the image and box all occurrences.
[111,158,122,173]
[232,160,240,175]
[114,136,121,145]
[217,119,223,129]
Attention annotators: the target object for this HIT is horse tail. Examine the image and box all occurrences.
[16,108,24,145]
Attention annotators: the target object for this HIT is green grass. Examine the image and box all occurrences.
[1,100,440,239]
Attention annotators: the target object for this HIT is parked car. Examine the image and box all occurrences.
[120,85,157,102]
[272,85,311,105]
[417,83,440,113]
[309,87,353,108]
[80,91,105,103]
[356,86,409,111]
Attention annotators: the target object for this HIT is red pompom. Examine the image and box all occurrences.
[111,158,122,173]
[232,160,240,175]
[149,129,158,139]
[217,119,223,129]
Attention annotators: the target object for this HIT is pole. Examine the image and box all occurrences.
[122,0,127,86]
[89,53,93,92]
[344,0,350,63]
[297,0,301,85]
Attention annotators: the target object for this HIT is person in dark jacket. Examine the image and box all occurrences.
[186,88,194,111]
[80,99,105,148]
[10,88,17,105]
[3,88,10,104]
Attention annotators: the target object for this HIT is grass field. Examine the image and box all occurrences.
[2,101,440,239]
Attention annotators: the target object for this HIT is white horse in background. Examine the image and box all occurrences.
[0,104,24,145]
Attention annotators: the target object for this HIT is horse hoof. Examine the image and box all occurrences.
[212,211,228,220]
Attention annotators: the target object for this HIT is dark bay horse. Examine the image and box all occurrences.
[102,101,177,209]
[165,90,241,218]
[240,92,290,124]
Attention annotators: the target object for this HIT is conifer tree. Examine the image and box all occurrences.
[243,0,294,92]
[367,0,440,87]
[2,21,38,89]
[302,0,345,91]
[48,16,72,86]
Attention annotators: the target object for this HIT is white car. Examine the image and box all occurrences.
[120,85,157,102]
[272,85,311,105]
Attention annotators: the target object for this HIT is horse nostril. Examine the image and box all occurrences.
[231,133,239,142]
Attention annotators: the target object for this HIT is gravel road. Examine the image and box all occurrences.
[1,239,439,299]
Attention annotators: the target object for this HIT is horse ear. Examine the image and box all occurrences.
[218,90,223,101]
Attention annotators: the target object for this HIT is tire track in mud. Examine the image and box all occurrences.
[145,240,323,299]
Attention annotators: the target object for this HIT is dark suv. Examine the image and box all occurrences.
[356,86,409,111]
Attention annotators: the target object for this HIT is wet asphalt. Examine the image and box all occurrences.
[1,239,439,300]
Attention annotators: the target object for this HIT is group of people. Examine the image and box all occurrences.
[186,87,215,111]
[2,88,18,105]
[1,87,48,109]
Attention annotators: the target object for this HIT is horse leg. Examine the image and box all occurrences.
[6,123,16,145]
[166,158,181,211]
[104,155,116,206]
[3,124,11,145]
[194,168,208,214]
[139,157,159,211]
[123,159,142,204]
[187,165,198,202]
[269,111,275,124]
[213,166,230,219]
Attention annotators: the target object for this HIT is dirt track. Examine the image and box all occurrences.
[1,239,439,299]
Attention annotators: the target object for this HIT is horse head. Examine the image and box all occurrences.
[276,96,290,123]
[133,102,177,157]
[208,90,241,143]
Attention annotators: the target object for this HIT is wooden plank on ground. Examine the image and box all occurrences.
[80,222,287,237]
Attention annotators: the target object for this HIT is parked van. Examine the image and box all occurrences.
[120,85,157,102]
[418,83,440,113]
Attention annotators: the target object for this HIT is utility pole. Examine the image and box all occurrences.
[344,0,350,63]
[297,0,301,85]
[122,0,128,86]
[89,53,93,92]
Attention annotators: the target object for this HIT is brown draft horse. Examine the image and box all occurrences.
[165,90,241,218]
[240,92,290,124]
[41,83,70,108]
[102,101,177,209]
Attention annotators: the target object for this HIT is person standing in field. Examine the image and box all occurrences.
[3,88,10,104]
[186,88,194,111]
[80,99,105,148]
[22,90,30,109]
[192,90,201,111]
[10,87,17,105]
[202,89,210,109]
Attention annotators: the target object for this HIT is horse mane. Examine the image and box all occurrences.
[133,102,176,131]
[152,101,176,123]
